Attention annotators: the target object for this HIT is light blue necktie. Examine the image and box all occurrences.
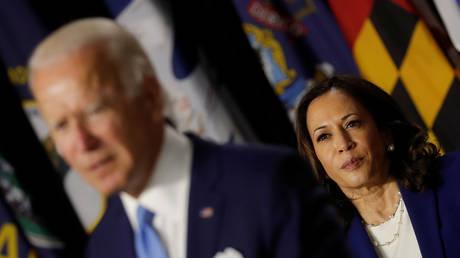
[134,206,169,258]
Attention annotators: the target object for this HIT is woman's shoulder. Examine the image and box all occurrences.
[439,150,460,173]
[437,150,460,191]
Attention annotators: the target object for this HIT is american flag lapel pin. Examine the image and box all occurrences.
[199,206,214,219]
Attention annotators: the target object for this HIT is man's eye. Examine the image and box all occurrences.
[88,103,105,115]
[53,121,68,132]
[317,134,329,142]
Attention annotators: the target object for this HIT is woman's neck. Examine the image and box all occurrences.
[343,178,401,225]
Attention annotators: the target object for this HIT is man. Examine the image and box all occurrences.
[28,18,347,258]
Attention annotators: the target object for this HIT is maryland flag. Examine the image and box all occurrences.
[328,0,460,153]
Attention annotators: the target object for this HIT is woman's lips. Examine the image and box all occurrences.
[341,157,363,169]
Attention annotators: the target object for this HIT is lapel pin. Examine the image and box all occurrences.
[199,206,214,219]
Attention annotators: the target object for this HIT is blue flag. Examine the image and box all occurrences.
[0,1,84,256]
[0,154,63,258]
[232,0,359,120]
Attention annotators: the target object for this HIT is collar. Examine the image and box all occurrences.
[120,125,192,230]
[347,184,445,258]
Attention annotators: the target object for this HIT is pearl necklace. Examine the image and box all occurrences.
[365,192,404,247]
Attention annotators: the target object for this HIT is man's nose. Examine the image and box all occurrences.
[73,122,99,151]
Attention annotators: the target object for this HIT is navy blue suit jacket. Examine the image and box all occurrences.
[85,135,348,258]
[347,151,460,258]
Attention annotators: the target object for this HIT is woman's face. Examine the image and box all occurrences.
[306,89,390,192]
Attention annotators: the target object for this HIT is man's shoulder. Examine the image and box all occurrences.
[186,134,319,197]
[186,133,317,183]
[186,133,300,165]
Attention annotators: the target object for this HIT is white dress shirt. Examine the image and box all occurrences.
[365,198,422,258]
[121,125,192,258]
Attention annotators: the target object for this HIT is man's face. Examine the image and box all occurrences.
[31,46,163,195]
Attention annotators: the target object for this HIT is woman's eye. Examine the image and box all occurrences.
[346,120,361,129]
[317,134,329,142]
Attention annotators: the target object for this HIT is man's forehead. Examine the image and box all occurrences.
[62,45,118,82]
[79,44,123,90]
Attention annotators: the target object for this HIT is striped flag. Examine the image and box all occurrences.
[328,0,460,152]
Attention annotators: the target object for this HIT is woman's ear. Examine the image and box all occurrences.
[382,129,394,152]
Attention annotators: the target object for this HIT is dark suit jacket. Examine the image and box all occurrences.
[347,151,460,258]
[85,135,348,258]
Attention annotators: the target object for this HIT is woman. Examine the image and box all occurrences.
[296,75,460,258]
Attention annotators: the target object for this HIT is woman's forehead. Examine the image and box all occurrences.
[306,90,371,130]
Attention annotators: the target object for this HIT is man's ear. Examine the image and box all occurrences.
[141,74,163,123]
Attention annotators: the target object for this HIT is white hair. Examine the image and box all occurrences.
[28,17,155,97]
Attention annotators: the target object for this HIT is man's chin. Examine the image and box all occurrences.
[97,186,122,196]
[93,178,125,196]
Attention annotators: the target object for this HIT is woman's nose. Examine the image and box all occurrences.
[335,132,355,153]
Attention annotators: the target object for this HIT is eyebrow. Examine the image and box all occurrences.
[313,112,358,133]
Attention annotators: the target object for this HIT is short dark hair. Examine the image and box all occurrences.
[295,75,441,225]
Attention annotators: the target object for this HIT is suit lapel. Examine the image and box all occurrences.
[186,136,223,258]
[348,187,445,258]
[85,194,136,258]
[347,215,379,258]
[400,186,445,257]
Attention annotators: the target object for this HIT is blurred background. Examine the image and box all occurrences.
[1,0,459,256]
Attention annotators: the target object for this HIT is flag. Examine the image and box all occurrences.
[232,0,360,122]
[105,0,246,143]
[0,0,110,256]
[432,0,460,53]
[408,0,460,72]
[328,0,460,152]
[0,154,62,258]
